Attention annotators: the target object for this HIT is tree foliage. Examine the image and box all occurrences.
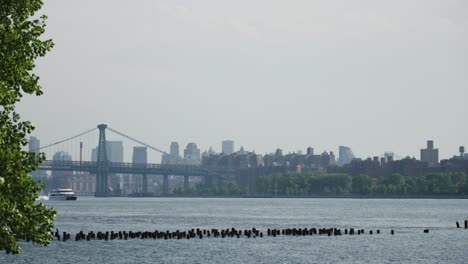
[256,172,468,197]
[0,0,56,254]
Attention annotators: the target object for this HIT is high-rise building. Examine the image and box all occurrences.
[51,151,73,188]
[91,148,97,162]
[132,147,147,193]
[28,136,44,179]
[162,142,183,164]
[183,143,201,165]
[222,140,234,154]
[90,141,124,193]
[132,146,147,164]
[170,142,179,156]
[420,140,439,166]
[91,141,124,162]
[107,141,124,162]
[338,146,355,166]
[29,136,40,154]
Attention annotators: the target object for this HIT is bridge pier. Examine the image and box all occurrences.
[184,175,190,192]
[95,124,109,197]
[163,175,169,195]
[142,174,148,193]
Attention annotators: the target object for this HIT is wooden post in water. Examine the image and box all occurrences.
[456,222,460,228]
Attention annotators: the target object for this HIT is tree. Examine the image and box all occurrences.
[352,175,375,195]
[0,0,56,254]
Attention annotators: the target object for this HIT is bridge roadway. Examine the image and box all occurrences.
[38,160,222,177]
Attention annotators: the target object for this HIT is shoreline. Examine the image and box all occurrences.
[79,194,468,199]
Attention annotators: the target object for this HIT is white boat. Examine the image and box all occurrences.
[49,188,78,200]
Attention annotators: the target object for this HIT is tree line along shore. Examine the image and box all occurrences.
[172,172,468,198]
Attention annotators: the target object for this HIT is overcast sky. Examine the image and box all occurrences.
[19,0,467,163]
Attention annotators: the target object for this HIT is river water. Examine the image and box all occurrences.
[2,197,468,263]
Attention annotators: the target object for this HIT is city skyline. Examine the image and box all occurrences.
[29,134,465,165]
[17,0,467,162]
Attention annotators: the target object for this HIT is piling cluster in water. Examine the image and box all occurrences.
[52,227,391,242]
[50,220,467,242]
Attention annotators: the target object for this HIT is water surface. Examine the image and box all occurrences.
[2,197,467,263]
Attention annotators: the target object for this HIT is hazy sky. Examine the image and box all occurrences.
[19,0,467,163]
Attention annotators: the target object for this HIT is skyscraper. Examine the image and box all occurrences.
[106,141,124,162]
[51,151,73,188]
[162,142,183,164]
[29,136,40,154]
[132,146,147,193]
[132,146,147,164]
[222,140,234,154]
[338,146,355,166]
[420,140,439,166]
[91,141,124,162]
[170,142,179,156]
[183,143,201,165]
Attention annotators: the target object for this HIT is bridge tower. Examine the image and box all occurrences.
[95,124,109,197]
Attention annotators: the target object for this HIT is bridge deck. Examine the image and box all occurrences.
[38,160,223,176]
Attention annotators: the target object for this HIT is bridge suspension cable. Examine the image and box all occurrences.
[107,127,168,155]
[32,127,97,152]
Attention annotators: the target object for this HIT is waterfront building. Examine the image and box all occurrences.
[222,140,234,154]
[420,140,439,166]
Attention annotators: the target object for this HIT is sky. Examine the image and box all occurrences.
[18,0,468,163]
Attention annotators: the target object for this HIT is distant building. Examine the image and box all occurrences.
[53,151,72,161]
[222,140,235,154]
[420,140,439,166]
[183,143,201,165]
[338,146,355,166]
[28,136,45,179]
[51,151,73,189]
[384,152,394,162]
[202,147,216,158]
[91,141,123,162]
[132,146,147,164]
[90,141,124,192]
[29,136,40,154]
[170,142,179,157]
[132,147,147,193]
[275,148,283,156]
[162,142,183,165]
[107,141,124,162]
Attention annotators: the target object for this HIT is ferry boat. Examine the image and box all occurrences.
[49,188,78,200]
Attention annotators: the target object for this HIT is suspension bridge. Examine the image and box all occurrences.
[34,124,224,197]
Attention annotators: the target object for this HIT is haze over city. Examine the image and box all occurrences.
[18,0,467,162]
